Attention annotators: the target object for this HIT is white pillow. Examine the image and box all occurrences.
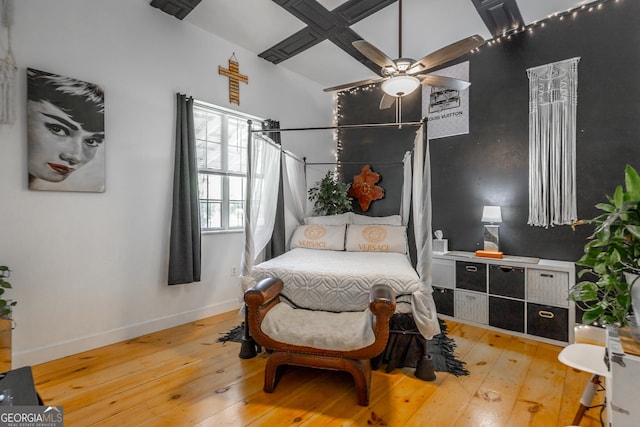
[345,224,407,253]
[290,224,346,251]
[303,213,351,226]
[351,213,402,226]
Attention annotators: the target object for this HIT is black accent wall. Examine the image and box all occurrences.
[337,87,421,218]
[338,0,640,262]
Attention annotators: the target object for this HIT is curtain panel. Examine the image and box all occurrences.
[168,93,201,285]
[401,150,412,226]
[263,120,286,260]
[240,132,281,292]
[527,57,579,228]
[411,124,440,338]
[282,150,307,250]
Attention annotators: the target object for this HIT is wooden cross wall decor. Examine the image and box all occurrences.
[218,54,248,105]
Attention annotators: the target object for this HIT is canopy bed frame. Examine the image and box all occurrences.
[239,118,440,381]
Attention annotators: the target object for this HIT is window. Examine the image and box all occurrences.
[194,101,262,231]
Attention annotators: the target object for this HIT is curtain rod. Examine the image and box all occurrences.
[249,120,424,133]
[305,161,404,166]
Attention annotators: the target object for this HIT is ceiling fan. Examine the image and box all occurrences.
[324,0,485,112]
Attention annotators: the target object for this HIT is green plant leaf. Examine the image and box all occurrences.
[582,306,605,325]
[626,224,640,240]
[613,185,624,208]
[595,227,611,244]
[577,268,594,278]
[593,262,609,276]
[616,293,631,310]
[625,165,640,200]
[610,248,623,266]
[595,202,615,213]
[569,281,598,301]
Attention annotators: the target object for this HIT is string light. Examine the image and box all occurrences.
[334,83,379,175]
[335,1,617,101]
[478,0,618,51]
[332,0,619,155]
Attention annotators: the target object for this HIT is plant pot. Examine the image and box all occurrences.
[627,314,640,341]
[0,318,11,372]
[624,272,640,335]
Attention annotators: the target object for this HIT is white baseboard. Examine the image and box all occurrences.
[14,299,241,367]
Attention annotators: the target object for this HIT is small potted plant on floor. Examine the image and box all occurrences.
[0,266,16,321]
[308,170,353,215]
[570,165,640,327]
[0,266,16,371]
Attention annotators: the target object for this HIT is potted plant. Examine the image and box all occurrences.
[0,266,15,371]
[308,170,353,216]
[0,266,16,320]
[570,165,640,327]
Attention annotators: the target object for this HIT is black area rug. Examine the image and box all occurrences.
[380,316,469,376]
[217,324,245,343]
[218,317,469,376]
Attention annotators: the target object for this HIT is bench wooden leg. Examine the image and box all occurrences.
[342,358,372,406]
[262,352,372,406]
[263,351,287,393]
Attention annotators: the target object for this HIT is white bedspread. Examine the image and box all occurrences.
[251,248,441,338]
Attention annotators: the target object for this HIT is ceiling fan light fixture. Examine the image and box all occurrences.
[381,75,420,97]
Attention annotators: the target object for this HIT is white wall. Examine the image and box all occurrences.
[0,0,335,366]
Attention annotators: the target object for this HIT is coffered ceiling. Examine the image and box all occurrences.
[150,0,592,89]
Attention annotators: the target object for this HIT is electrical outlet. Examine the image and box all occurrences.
[231,267,238,277]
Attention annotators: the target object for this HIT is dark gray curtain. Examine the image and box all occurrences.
[168,93,201,285]
[263,119,285,260]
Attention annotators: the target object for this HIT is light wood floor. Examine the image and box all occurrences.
[32,311,606,426]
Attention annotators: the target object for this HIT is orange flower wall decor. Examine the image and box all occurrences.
[348,165,384,212]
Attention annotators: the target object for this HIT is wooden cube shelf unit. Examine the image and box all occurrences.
[432,251,575,345]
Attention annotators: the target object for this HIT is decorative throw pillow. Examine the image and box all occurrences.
[351,213,402,226]
[345,224,407,253]
[290,224,346,251]
[303,213,351,226]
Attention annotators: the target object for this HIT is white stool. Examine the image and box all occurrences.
[558,325,609,425]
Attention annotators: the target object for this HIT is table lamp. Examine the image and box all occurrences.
[481,205,502,252]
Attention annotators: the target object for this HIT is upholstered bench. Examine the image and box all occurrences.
[244,278,396,406]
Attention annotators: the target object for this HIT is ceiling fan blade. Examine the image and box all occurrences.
[408,35,485,74]
[352,40,396,70]
[417,74,471,91]
[323,77,383,92]
[379,93,396,109]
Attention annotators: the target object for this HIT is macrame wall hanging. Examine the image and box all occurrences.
[527,57,580,228]
[0,0,17,125]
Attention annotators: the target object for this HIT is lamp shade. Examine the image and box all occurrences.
[481,205,502,223]
[381,75,421,97]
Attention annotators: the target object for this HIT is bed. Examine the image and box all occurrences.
[252,248,420,312]
[240,122,439,350]
[250,213,441,340]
